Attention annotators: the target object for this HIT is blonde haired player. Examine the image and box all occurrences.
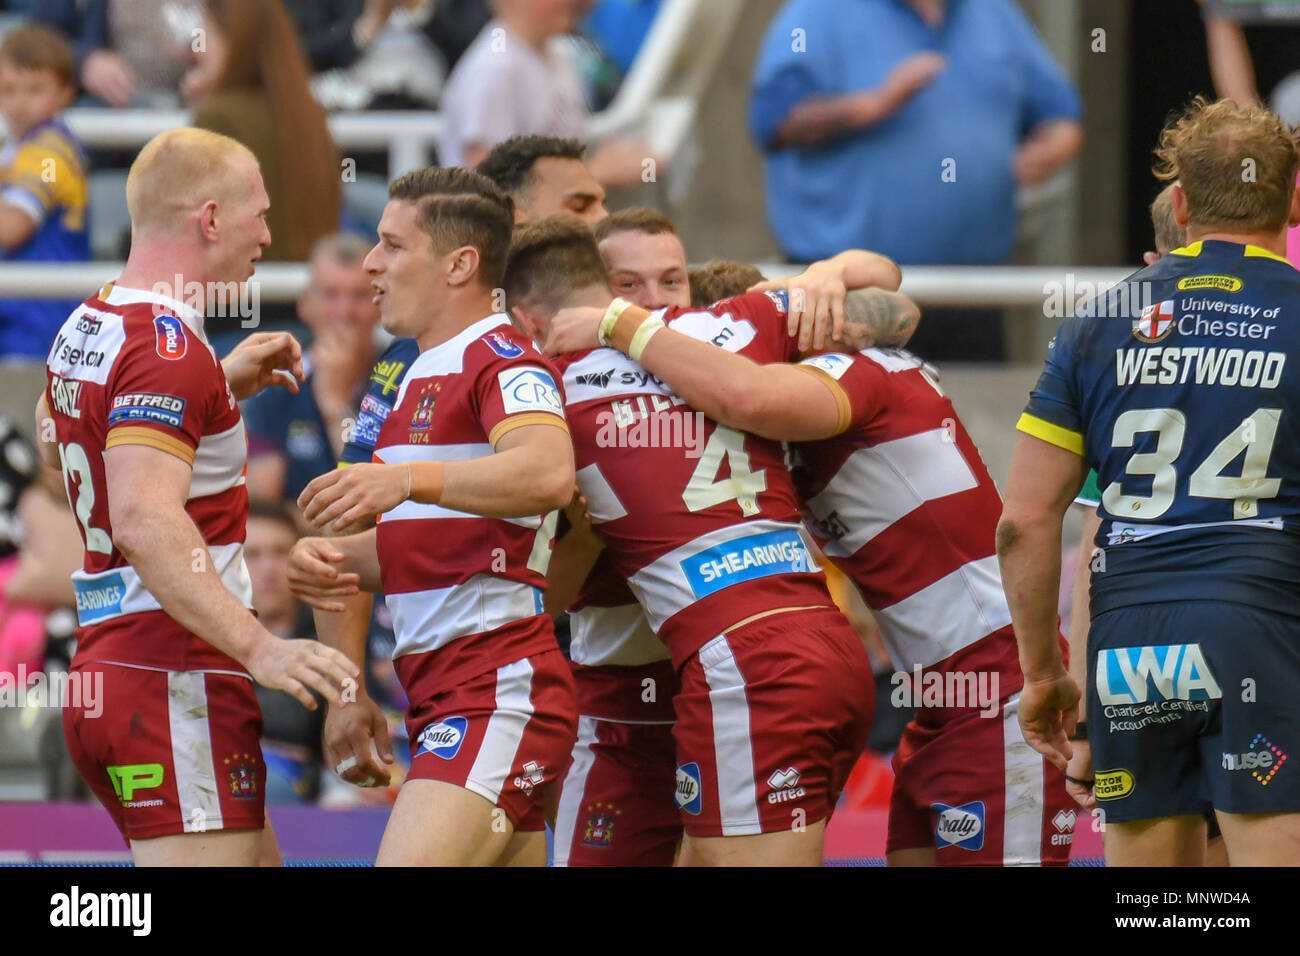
[39,127,357,867]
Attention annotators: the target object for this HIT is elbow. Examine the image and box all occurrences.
[109,502,149,558]
[994,514,1022,561]
[538,458,575,514]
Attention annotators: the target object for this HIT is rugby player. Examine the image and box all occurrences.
[288,168,578,867]
[543,259,1076,866]
[1000,97,1300,866]
[311,137,609,805]
[38,127,357,866]
[503,217,907,866]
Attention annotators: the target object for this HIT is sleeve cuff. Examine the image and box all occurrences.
[489,412,570,447]
[793,364,853,435]
[105,425,196,465]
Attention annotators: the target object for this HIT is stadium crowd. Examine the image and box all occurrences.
[1,0,1299,867]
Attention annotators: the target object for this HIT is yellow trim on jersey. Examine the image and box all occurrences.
[792,364,853,436]
[1168,239,1294,268]
[105,426,196,465]
[1016,413,1085,457]
[1244,244,1294,266]
[489,412,569,448]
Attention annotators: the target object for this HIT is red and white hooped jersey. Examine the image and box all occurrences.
[567,553,675,723]
[556,291,835,669]
[45,283,252,673]
[791,348,1013,671]
[373,316,568,685]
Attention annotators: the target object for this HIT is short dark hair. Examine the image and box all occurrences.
[689,260,766,307]
[247,499,299,535]
[0,24,74,86]
[388,166,515,288]
[475,135,588,196]
[504,215,610,314]
[593,206,678,244]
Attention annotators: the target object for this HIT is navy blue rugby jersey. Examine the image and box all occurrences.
[1021,239,1300,616]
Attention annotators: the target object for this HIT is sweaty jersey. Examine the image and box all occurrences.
[558,290,833,668]
[46,283,252,673]
[790,348,1013,672]
[372,317,568,683]
[1022,240,1300,617]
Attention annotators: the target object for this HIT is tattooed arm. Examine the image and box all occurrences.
[833,287,921,353]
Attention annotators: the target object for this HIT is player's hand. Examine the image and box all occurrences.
[299,463,408,532]
[750,259,848,352]
[244,634,359,710]
[1064,737,1096,812]
[324,691,395,788]
[542,306,606,356]
[1017,669,1081,772]
[81,50,136,107]
[287,537,361,612]
[221,332,305,400]
[562,484,599,547]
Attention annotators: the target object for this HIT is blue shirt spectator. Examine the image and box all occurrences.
[583,0,661,75]
[242,356,340,502]
[749,0,1082,265]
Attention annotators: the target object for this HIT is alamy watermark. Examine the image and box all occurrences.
[890,665,1000,718]
[0,665,102,718]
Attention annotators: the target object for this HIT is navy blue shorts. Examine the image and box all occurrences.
[1088,601,1300,823]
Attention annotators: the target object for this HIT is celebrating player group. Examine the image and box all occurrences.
[41,95,1300,867]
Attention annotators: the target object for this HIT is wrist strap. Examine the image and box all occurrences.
[628,316,665,363]
[598,298,631,346]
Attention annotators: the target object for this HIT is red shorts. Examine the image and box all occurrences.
[553,716,680,866]
[672,607,874,837]
[398,648,577,832]
[888,690,1074,865]
[63,662,266,842]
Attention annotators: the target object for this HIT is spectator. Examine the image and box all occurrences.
[292,0,490,110]
[289,0,489,76]
[32,0,202,107]
[0,24,89,361]
[244,500,325,802]
[243,232,379,505]
[0,419,48,679]
[184,0,341,264]
[440,0,654,184]
[583,0,661,76]
[749,0,1083,267]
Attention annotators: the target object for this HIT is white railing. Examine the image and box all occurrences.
[0,262,1138,306]
[61,0,722,180]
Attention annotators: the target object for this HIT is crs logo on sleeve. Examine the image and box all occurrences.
[498,367,563,417]
[414,716,468,760]
[154,315,188,360]
[933,801,985,851]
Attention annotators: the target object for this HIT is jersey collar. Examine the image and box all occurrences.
[1168,239,1296,268]
[97,282,209,339]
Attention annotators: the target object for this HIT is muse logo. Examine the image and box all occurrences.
[415,716,467,759]
[1095,644,1221,705]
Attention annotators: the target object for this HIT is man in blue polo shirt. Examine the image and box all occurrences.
[749,0,1082,268]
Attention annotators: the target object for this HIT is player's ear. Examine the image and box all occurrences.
[197,199,220,243]
[1170,183,1190,229]
[1142,251,1160,266]
[446,245,481,287]
[510,304,542,340]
